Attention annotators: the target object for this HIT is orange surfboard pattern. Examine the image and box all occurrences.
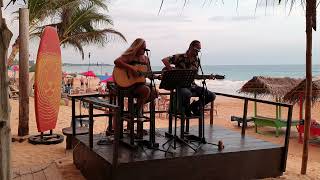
[34,26,62,132]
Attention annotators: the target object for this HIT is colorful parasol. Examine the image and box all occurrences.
[82,70,96,77]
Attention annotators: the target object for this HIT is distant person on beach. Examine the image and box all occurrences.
[114,38,157,115]
[80,76,84,88]
[161,40,215,116]
[71,78,74,88]
[85,78,88,88]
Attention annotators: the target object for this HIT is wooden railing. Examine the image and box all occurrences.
[214,92,293,172]
[68,93,120,168]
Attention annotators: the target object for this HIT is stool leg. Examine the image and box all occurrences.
[186,118,190,133]
[137,121,143,139]
[168,92,174,134]
[66,135,72,150]
[107,97,113,133]
[180,113,185,139]
[118,94,124,138]
[199,115,203,138]
[128,97,135,145]
[149,100,156,144]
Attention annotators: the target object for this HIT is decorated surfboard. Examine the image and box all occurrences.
[34,26,62,132]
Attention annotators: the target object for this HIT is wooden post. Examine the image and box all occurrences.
[0,2,13,179]
[254,93,257,117]
[241,99,248,137]
[301,0,316,174]
[210,101,214,125]
[276,97,279,119]
[18,8,29,136]
[299,93,304,120]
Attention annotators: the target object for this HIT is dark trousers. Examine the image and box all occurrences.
[178,84,215,113]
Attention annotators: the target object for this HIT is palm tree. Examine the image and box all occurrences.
[7,0,126,66]
[34,3,126,59]
[12,0,126,138]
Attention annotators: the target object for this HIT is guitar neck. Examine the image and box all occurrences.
[195,75,212,79]
[141,71,163,77]
[195,74,225,80]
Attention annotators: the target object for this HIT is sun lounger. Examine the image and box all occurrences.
[9,85,19,99]
[252,116,300,137]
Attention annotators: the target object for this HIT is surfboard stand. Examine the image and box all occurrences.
[28,130,64,145]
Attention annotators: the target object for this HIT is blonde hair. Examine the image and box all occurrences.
[122,38,145,57]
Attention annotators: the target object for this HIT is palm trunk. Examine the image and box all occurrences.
[301,0,316,175]
[0,4,13,179]
[18,8,29,136]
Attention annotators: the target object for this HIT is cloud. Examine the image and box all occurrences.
[208,16,258,22]
[111,10,192,23]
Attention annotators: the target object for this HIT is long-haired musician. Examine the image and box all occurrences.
[162,40,215,116]
[114,38,157,115]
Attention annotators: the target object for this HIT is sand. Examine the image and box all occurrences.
[9,76,320,179]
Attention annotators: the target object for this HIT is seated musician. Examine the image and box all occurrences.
[114,38,157,115]
[161,40,215,116]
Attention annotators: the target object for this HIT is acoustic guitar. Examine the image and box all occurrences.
[113,65,225,88]
[113,65,162,88]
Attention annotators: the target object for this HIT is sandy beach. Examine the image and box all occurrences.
[9,77,320,180]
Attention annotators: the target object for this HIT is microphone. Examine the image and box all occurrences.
[144,48,150,52]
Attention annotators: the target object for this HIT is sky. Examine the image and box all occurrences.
[2,0,320,66]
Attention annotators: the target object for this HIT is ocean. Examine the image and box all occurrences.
[63,64,320,95]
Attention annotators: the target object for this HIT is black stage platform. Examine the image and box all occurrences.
[73,126,285,180]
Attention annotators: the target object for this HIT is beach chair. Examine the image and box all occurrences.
[253,116,299,137]
[157,94,170,118]
[9,85,19,99]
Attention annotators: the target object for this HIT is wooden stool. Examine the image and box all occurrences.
[167,92,204,139]
[62,127,89,149]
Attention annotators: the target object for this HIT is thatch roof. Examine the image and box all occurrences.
[239,76,302,97]
[283,78,320,104]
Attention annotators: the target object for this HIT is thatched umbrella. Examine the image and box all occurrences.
[239,76,301,118]
[239,76,301,98]
[283,78,320,119]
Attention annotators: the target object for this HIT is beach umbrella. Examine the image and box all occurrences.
[82,70,96,77]
[101,76,113,83]
[62,72,68,77]
[12,65,19,72]
[97,75,110,81]
[12,65,19,82]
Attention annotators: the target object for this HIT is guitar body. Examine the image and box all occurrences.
[113,65,148,88]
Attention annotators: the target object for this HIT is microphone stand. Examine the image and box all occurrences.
[198,58,207,143]
[193,58,224,151]
[136,50,168,152]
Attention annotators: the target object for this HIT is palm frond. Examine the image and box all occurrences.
[63,28,126,45]
[63,39,85,59]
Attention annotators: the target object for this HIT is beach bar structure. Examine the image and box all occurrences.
[283,78,320,141]
[238,76,301,136]
[284,78,320,117]
[72,92,295,180]
[239,76,301,117]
